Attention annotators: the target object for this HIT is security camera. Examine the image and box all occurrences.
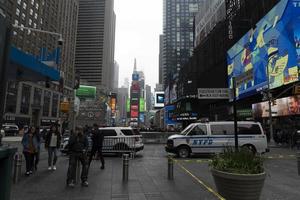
[58,36,63,46]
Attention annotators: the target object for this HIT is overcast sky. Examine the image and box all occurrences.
[114,0,162,90]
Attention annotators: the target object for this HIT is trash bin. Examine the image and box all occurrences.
[0,147,17,200]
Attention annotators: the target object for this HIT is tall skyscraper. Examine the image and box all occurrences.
[163,0,205,89]
[113,61,119,90]
[75,0,115,89]
[159,34,164,84]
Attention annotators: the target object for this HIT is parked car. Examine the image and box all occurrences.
[60,127,144,154]
[2,124,19,136]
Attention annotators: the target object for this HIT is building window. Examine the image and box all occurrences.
[20,24,24,31]
[27,29,31,35]
[16,8,20,16]
[21,13,25,20]
[5,81,18,114]
[34,13,37,19]
[29,19,32,25]
[31,0,34,5]
[35,3,39,10]
[30,9,33,15]
[13,31,17,36]
[33,88,42,106]
[33,23,36,28]
[40,18,43,24]
[176,4,180,12]
[18,0,22,5]
[20,84,31,115]
[176,18,180,27]
[51,94,59,117]
[23,2,27,10]
[177,32,180,42]
[189,4,198,12]
[14,20,19,25]
[43,91,51,117]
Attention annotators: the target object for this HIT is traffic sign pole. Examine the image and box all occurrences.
[233,77,239,152]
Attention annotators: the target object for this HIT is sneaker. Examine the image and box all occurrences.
[25,172,30,176]
[101,165,105,170]
[81,181,89,187]
[53,166,56,171]
[29,171,33,174]
[48,166,52,171]
[68,182,75,188]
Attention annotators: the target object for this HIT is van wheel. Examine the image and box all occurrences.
[242,144,256,155]
[177,146,190,158]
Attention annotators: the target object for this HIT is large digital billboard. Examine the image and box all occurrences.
[253,95,300,118]
[227,0,300,99]
[75,85,96,99]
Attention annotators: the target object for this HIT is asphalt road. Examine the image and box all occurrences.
[7,143,300,200]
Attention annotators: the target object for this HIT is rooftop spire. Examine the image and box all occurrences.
[134,58,137,72]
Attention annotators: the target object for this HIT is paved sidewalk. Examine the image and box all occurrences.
[11,145,217,200]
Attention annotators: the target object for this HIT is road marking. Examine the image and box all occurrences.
[264,154,296,159]
[173,159,225,200]
[175,159,212,163]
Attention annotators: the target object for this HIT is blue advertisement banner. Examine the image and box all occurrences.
[227,0,300,99]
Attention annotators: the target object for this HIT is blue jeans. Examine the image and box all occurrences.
[48,147,57,167]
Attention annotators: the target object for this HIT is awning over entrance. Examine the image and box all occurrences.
[8,46,60,81]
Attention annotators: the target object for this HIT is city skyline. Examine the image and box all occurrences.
[114,0,162,90]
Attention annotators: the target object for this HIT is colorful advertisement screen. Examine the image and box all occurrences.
[75,85,96,99]
[252,95,300,118]
[139,98,145,112]
[227,0,300,99]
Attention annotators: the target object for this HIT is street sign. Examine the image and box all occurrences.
[197,88,231,99]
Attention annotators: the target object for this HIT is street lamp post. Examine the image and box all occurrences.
[266,51,277,144]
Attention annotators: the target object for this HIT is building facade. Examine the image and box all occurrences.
[117,87,128,126]
[159,34,164,84]
[162,0,205,95]
[75,0,115,90]
[0,0,79,127]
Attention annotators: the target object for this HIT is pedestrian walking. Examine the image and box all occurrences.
[45,124,61,171]
[33,127,41,171]
[66,126,89,187]
[21,126,39,176]
[88,123,105,169]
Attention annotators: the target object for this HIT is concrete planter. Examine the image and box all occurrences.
[211,168,266,200]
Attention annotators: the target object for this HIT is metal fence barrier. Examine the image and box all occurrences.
[102,136,143,157]
[13,153,22,184]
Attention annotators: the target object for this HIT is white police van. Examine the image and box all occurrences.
[165,121,269,158]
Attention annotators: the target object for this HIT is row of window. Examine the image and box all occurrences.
[17,0,39,10]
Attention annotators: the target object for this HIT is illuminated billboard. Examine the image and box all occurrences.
[227,0,300,99]
[139,98,145,112]
[75,85,96,99]
[253,95,300,118]
[154,92,165,108]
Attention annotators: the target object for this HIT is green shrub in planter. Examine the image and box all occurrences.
[210,147,264,174]
[210,148,266,200]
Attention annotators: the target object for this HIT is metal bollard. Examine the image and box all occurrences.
[122,154,129,181]
[13,153,22,184]
[75,160,81,184]
[168,156,174,180]
[297,152,300,176]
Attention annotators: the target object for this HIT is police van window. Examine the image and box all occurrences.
[180,124,194,135]
[189,125,207,136]
[102,130,117,136]
[238,124,261,135]
[211,124,234,135]
[121,129,134,135]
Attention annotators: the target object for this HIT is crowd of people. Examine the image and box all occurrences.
[21,123,105,188]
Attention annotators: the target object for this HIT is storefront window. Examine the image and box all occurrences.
[51,93,59,117]
[20,84,31,115]
[43,91,51,116]
[5,81,18,113]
